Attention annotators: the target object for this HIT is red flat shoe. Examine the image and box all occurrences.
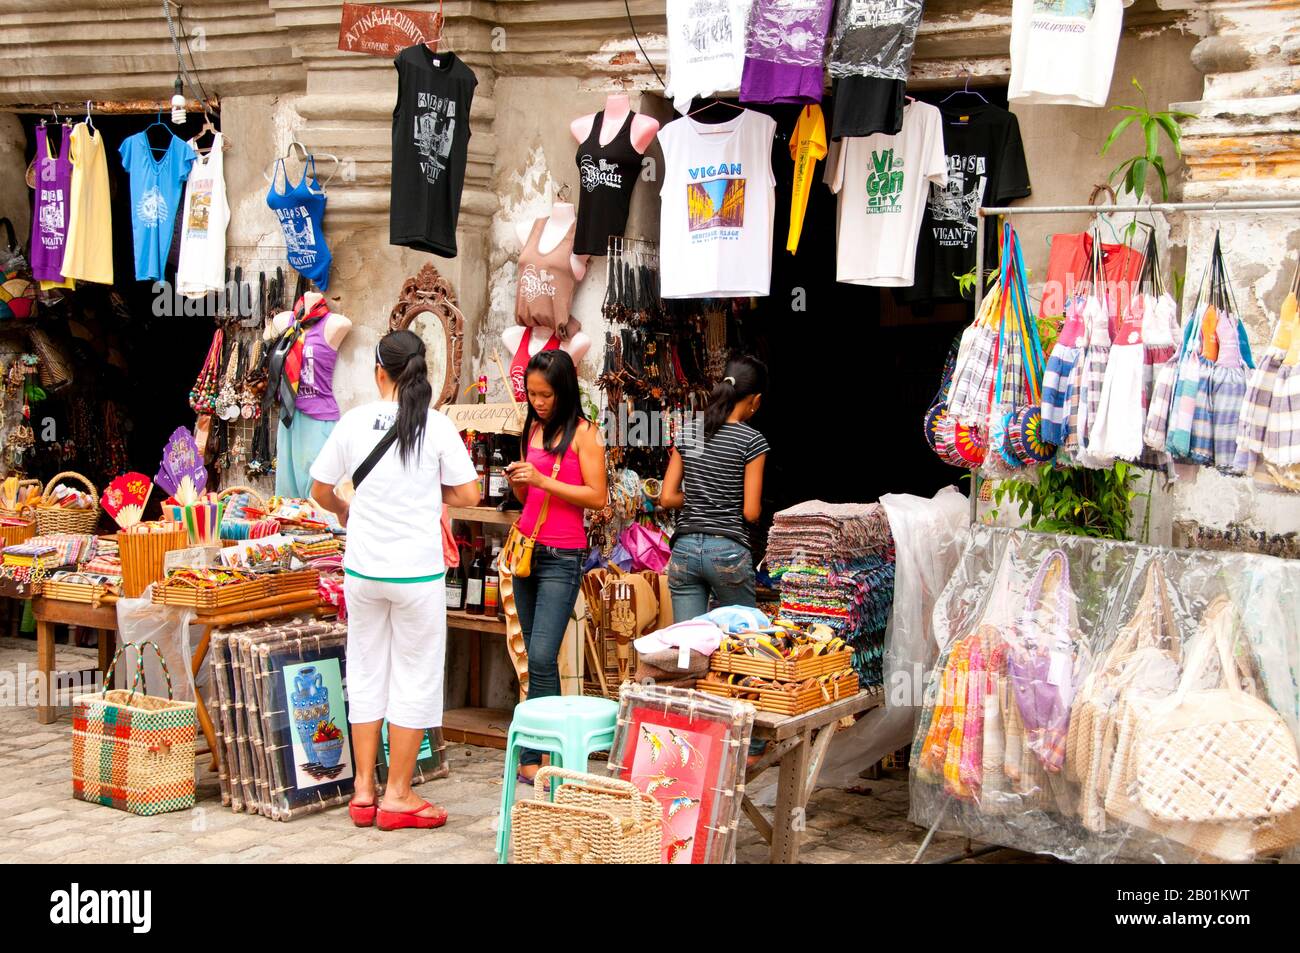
[348,801,377,827]
[376,800,448,831]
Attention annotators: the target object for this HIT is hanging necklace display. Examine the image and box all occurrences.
[190,327,224,414]
[214,332,242,421]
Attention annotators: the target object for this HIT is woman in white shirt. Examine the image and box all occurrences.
[310,330,479,831]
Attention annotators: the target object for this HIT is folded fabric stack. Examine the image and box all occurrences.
[291,533,342,562]
[766,501,896,687]
[3,533,98,570]
[82,536,122,581]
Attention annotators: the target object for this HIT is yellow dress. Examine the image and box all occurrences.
[60,121,113,284]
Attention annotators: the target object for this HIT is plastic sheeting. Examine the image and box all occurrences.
[910,526,1300,863]
[745,0,836,68]
[114,586,199,704]
[827,0,923,81]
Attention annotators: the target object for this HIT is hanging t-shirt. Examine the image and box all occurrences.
[739,0,835,105]
[119,130,195,282]
[1009,0,1127,108]
[176,134,230,297]
[905,104,1032,303]
[30,124,73,286]
[831,74,907,140]
[573,110,643,256]
[267,156,332,291]
[309,402,477,579]
[665,0,755,114]
[61,121,114,285]
[787,105,827,254]
[390,46,477,258]
[824,100,947,286]
[658,109,777,298]
[828,0,924,80]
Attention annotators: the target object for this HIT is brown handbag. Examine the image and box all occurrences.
[500,454,564,579]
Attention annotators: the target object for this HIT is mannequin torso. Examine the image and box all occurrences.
[269,291,352,350]
[513,202,586,282]
[570,93,660,156]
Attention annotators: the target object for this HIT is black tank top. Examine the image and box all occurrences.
[573,110,642,256]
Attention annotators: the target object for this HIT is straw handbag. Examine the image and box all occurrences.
[510,767,661,864]
[72,640,197,816]
[1135,599,1300,825]
[35,471,99,535]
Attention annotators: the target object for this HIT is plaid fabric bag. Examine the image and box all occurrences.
[1165,309,1206,459]
[1186,358,1217,465]
[948,324,997,425]
[72,640,197,816]
[1263,361,1300,467]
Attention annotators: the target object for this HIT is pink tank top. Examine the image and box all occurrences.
[518,435,587,549]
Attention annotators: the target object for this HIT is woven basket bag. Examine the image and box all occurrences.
[510,767,661,864]
[72,640,196,816]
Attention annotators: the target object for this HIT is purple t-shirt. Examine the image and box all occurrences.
[740,59,825,104]
[739,0,834,104]
[30,124,73,283]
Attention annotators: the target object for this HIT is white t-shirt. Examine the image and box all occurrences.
[824,100,947,287]
[658,109,776,299]
[175,134,230,297]
[309,401,476,579]
[665,0,755,115]
[1008,0,1127,108]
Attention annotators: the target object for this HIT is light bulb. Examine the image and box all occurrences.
[170,77,186,124]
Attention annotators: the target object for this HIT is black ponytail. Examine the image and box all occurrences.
[377,330,432,465]
[703,354,767,440]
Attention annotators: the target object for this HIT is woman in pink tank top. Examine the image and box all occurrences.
[505,350,607,782]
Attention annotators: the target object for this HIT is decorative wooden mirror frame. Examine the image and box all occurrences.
[388,262,464,409]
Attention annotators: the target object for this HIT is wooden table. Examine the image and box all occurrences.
[742,687,885,864]
[33,597,116,725]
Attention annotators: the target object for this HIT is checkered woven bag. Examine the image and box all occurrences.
[1135,600,1300,825]
[72,640,197,816]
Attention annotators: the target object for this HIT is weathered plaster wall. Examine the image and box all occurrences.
[0,114,28,242]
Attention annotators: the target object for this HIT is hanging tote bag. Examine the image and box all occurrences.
[1006,550,1082,774]
[72,640,197,816]
[1090,290,1147,462]
[1234,264,1297,474]
[1136,599,1300,825]
[1040,296,1088,448]
[924,335,960,458]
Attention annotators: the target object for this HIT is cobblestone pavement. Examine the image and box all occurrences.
[0,637,1039,864]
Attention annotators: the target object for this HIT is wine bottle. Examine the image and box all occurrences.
[487,436,508,507]
[445,543,467,611]
[465,541,486,615]
[472,434,488,503]
[484,545,501,617]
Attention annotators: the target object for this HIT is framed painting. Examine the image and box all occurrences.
[254,629,355,820]
[609,684,755,864]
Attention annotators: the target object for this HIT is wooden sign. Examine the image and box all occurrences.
[445,402,527,436]
[338,3,440,57]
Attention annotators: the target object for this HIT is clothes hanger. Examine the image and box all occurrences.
[686,99,745,130]
[191,112,230,156]
[424,4,446,57]
[144,110,178,158]
[940,76,989,105]
[84,100,95,133]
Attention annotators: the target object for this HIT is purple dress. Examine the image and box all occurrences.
[30,124,73,283]
[739,0,835,105]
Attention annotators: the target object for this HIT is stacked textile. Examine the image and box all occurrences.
[766,501,895,687]
[3,533,98,570]
[82,536,122,580]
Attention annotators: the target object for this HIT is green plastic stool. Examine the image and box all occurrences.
[495,695,619,863]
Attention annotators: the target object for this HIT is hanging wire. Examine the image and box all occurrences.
[623,0,665,89]
[163,1,213,114]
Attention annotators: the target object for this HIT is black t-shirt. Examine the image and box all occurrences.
[573,110,643,257]
[903,103,1031,303]
[831,75,906,140]
[390,47,477,258]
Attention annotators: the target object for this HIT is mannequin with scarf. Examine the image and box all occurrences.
[267,291,352,497]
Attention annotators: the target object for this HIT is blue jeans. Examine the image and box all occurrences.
[511,545,585,766]
[667,533,756,622]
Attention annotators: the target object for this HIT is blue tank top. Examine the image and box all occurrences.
[266,155,331,291]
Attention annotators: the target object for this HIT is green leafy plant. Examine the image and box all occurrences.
[1101,77,1194,203]
[990,461,1140,540]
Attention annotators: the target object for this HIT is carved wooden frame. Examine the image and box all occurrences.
[388,262,464,409]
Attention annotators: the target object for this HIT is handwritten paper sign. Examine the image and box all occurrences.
[445,402,527,435]
[338,3,440,57]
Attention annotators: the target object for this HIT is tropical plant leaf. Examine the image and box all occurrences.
[1152,155,1169,201]
[1101,114,1138,156]
[1153,113,1183,156]
[1143,118,1160,161]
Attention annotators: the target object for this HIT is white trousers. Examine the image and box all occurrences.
[343,574,446,729]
